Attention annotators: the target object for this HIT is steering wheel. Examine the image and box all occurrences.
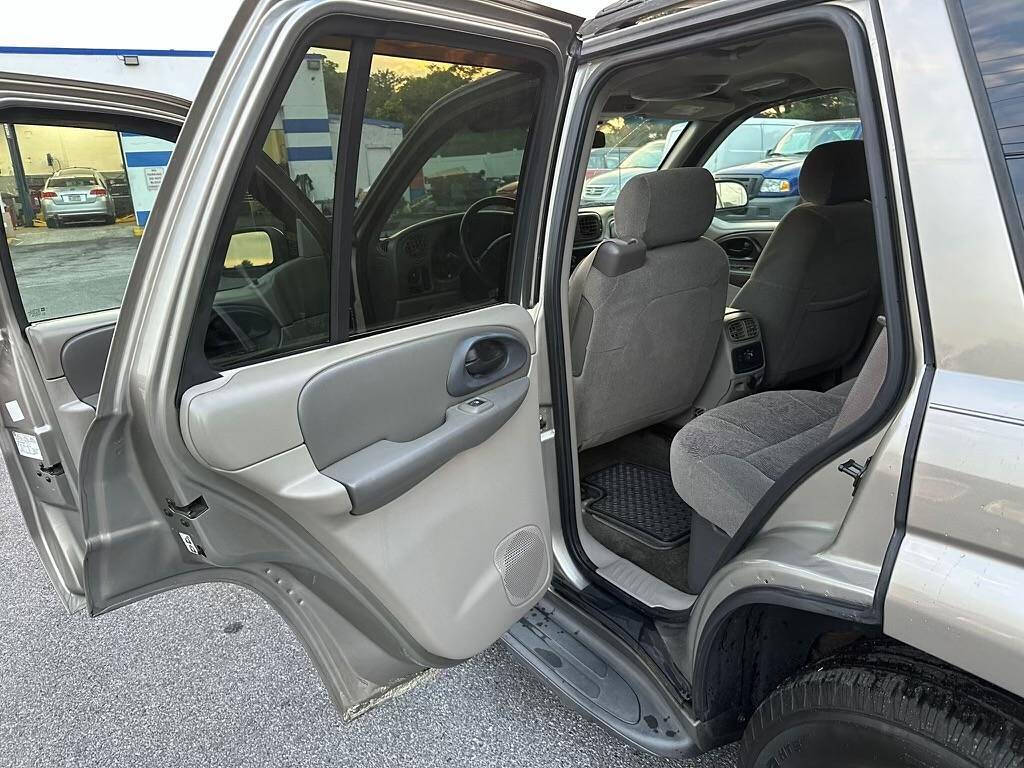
[458,195,516,289]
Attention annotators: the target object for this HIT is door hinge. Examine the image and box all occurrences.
[838,457,871,495]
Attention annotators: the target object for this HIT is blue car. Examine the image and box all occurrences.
[714,118,862,221]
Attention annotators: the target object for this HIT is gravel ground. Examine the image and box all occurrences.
[0,462,737,768]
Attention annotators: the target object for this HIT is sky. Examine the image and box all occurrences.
[2,1,606,53]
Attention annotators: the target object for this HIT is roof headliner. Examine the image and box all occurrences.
[600,23,853,121]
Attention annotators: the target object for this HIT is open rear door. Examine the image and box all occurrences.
[76,0,578,716]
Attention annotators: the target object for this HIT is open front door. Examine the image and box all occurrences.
[77,0,578,716]
[0,75,189,613]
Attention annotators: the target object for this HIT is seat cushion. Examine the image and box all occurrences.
[670,387,848,537]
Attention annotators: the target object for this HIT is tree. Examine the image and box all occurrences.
[761,90,859,121]
[365,70,405,122]
[373,64,485,128]
[598,115,675,149]
[321,58,347,111]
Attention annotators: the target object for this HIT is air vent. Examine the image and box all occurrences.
[727,317,759,343]
[574,213,603,245]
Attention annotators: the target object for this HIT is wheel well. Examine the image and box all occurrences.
[692,601,882,748]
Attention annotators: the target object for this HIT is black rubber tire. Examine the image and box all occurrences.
[740,646,1024,768]
[104,214,116,225]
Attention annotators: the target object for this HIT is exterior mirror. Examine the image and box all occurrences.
[593,129,607,149]
[715,180,748,211]
[224,227,285,271]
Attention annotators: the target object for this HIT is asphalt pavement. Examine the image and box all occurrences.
[6,222,138,322]
[0,458,738,768]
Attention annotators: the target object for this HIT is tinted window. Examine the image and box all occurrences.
[199,45,349,367]
[959,0,1024,228]
[353,50,541,331]
[198,40,543,368]
[46,175,98,188]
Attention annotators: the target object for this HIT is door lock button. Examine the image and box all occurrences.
[459,397,493,414]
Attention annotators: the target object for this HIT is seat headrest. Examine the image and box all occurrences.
[799,139,870,205]
[614,167,715,248]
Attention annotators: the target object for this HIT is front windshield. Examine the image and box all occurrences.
[619,141,666,169]
[770,121,859,157]
[579,116,684,208]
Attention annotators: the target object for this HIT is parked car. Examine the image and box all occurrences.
[702,116,811,171]
[585,146,638,180]
[714,117,863,220]
[2,1,1023,767]
[40,167,117,227]
[579,137,670,205]
[581,117,808,206]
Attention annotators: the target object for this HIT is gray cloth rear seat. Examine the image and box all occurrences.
[671,330,887,589]
[670,383,851,538]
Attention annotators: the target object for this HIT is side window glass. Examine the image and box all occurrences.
[958,0,1024,230]
[709,90,859,223]
[351,48,541,332]
[200,42,544,369]
[0,123,174,321]
[202,46,349,368]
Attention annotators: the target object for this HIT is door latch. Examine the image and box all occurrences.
[838,458,870,495]
[165,496,209,558]
[36,462,64,482]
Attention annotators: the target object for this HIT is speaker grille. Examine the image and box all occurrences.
[494,525,547,606]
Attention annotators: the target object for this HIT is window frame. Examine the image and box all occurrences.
[177,17,563,397]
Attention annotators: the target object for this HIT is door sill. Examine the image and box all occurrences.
[502,590,700,758]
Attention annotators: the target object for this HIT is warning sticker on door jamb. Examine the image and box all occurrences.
[12,432,42,460]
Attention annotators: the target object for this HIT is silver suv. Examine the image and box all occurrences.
[1,1,1022,766]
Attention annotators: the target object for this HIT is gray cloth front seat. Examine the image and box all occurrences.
[732,140,880,388]
[671,329,888,590]
[568,168,728,450]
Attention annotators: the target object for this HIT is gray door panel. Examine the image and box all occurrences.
[24,310,119,468]
[176,305,551,662]
[24,309,119,381]
[60,324,116,407]
[298,326,531,514]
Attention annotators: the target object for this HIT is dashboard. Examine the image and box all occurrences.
[569,204,777,288]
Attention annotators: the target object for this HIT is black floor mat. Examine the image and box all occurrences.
[583,462,693,548]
